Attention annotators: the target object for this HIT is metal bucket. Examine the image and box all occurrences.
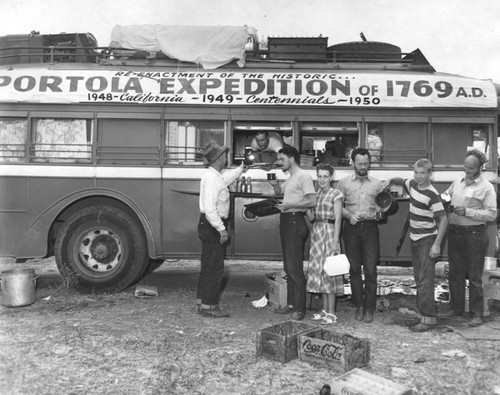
[1,268,37,307]
[484,256,498,271]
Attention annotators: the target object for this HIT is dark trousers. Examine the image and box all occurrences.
[411,236,437,324]
[343,220,379,310]
[279,212,309,314]
[448,225,488,317]
[197,214,228,306]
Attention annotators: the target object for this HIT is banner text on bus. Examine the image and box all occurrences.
[0,70,496,108]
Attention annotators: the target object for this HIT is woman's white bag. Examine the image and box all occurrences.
[323,254,350,276]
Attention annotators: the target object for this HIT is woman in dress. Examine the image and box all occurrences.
[306,163,344,325]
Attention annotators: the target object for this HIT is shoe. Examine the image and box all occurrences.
[364,310,374,323]
[409,322,436,332]
[274,305,294,314]
[199,307,230,318]
[438,310,463,319]
[320,313,337,325]
[313,310,328,321]
[289,312,306,321]
[469,316,483,327]
[355,308,364,321]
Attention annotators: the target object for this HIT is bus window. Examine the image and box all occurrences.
[366,122,427,166]
[0,119,27,162]
[432,123,494,167]
[232,121,292,164]
[32,119,92,163]
[165,120,224,164]
[300,122,359,167]
[98,118,160,165]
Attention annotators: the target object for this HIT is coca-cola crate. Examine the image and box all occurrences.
[256,320,317,363]
[330,368,412,395]
[298,328,370,372]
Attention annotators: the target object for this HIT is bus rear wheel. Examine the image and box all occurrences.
[55,205,148,293]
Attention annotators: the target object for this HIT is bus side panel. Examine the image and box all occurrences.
[378,199,412,262]
[20,177,93,257]
[162,180,201,256]
[232,196,282,259]
[96,178,161,255]
[0,177,28,256]
[27,177,93,225]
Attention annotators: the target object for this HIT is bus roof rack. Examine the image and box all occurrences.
[0,31,435,72]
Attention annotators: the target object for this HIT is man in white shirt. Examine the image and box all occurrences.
[197,141,245,318]
[250,131,284,163]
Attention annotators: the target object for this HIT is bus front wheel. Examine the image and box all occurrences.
[55,205,148,293]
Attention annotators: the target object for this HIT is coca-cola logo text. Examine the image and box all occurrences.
[302,340,343,362]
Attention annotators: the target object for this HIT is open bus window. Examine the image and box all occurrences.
[366,122,427,166]
[432,123,493,167]
[0,119,27,163]
[32,119,92,163]
[300,122,359,167]
[232,121,291,165]
[165,120,224,165]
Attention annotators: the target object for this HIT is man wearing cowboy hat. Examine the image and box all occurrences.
[197,141,246,318]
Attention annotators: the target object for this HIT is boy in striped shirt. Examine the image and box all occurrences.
[384,159,447,332]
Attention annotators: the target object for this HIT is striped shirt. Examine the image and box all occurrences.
[404,179,445,241]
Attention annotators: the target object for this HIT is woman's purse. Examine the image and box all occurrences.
[323,254,350,276]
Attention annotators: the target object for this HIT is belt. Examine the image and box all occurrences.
[200,213,228,220]
[449,224,485,231]
[314,219,335,224]
[281,212,305,216]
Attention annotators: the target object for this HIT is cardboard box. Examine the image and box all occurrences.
[483,269,500,301]
[256,320,317,363]
[298,328,370,372]
[330,368,412,395]
[265,271,287,308]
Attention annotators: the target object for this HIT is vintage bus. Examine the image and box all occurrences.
[0,31,498,292]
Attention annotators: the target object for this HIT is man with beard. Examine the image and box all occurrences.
[338,147,384,323]
[440,150,497,327]
[269,145,316,321]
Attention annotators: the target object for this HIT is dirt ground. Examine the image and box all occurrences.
[1,257,500,395]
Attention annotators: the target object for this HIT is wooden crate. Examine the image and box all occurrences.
[298,328,370,372]
[256,320,317,363]
[330,368,412,395]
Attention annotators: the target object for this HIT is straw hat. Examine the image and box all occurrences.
[202,141,229,165]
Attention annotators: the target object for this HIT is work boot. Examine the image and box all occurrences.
[355,308,364,321]
[274,305,294,314]
[199,305,230,318]
[364,310,374,323]
[438,310,463,319]
[468,316,483,327]
[289,311,306,321]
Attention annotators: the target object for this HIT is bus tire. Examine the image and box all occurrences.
[54,205,148,293]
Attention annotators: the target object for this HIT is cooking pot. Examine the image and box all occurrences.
[375,190,399,216]
[1,268,37,307]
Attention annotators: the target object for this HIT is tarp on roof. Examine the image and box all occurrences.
[109,25,256,69]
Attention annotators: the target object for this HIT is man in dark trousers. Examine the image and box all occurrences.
[338,147,383,323]
[197,141,245,318]
[269,145,317,321]
[441,149,497,327]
